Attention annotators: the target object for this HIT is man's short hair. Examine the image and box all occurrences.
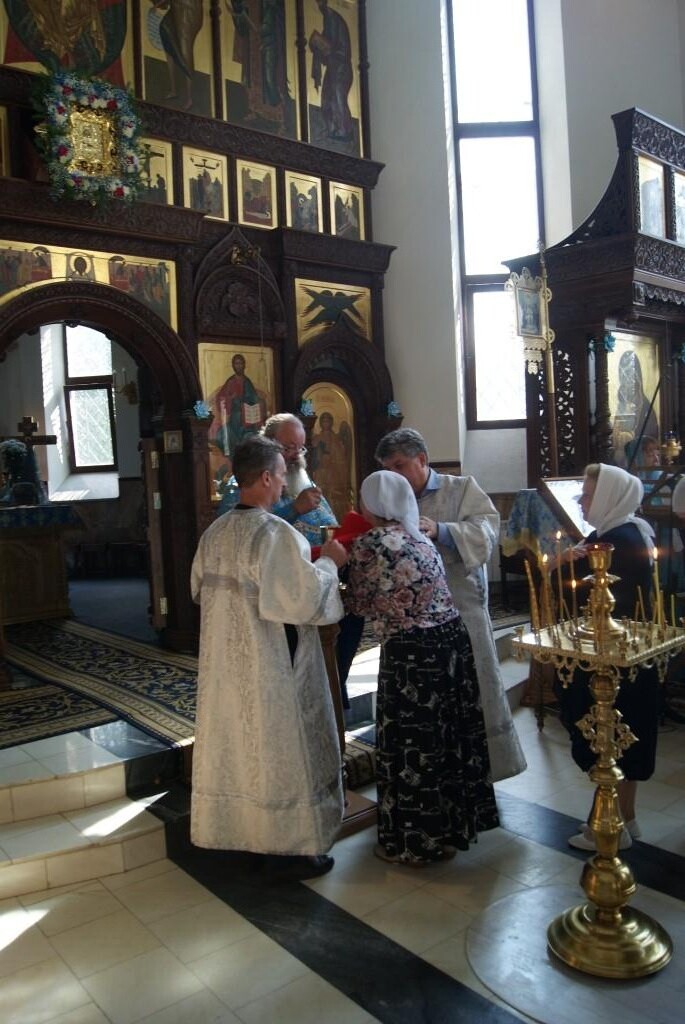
[233,435,283,486]
[263,412,302,439]
[375,427,428,463]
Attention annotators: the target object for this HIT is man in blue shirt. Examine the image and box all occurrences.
[375,427,526,783]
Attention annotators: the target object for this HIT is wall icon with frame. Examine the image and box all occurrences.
[183,147,229,220]
[285,171,323,232]
[139,137,174,206]
[330,181,364,240]
[198,342,276,501]
[236,159,277,229]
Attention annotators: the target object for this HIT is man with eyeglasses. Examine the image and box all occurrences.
[262,413,340,543]
[219,412,338,541]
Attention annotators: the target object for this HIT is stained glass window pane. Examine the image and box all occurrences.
[68,389,114,466]
[473,290,525,421]
[452,0,532,123]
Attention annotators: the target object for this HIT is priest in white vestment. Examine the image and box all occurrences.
[375,428,527,783]
[191,435,348,876]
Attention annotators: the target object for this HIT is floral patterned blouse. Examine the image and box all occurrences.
[344,525,458,640]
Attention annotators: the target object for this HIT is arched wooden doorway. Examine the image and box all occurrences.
[0,282,209,651]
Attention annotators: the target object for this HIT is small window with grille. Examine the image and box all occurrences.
[63,324,118,473]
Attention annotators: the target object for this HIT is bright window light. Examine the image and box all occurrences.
[452,0,532,122]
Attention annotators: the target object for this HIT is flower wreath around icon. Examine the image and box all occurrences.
[37,71,142,204]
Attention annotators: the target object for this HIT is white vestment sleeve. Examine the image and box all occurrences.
[257,521,344,625]
[441,476,500,572]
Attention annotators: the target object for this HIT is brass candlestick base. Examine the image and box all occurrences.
[546,665,672,978]
[548,903,672,979]
[512,541,685,979]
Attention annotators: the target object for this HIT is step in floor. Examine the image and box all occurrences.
[0,723,180,899]
[0,792,167,899]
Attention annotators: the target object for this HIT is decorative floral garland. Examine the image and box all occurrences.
[37,71,142,204]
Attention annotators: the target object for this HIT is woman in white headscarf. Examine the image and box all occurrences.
[554,463,658,851]
[345,471,499,866]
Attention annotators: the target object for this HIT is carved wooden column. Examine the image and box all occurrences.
[592,332,613,464]
[677,350,685,444]
[185,412,216,540]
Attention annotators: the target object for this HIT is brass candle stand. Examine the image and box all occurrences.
[513,542,685,978]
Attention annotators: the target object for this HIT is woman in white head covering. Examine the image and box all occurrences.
[557,463,658,851]
[345,471,499,866]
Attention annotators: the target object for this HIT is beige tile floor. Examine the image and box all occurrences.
[1,705,684,1024]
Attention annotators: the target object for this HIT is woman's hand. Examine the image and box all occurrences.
[546,545,587,573]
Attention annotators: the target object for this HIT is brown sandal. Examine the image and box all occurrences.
[373,844,400,863]
[374,845,435,867]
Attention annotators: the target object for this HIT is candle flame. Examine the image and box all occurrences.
[653,547,658,561]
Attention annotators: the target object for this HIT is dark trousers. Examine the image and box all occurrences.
[336,613,365,709]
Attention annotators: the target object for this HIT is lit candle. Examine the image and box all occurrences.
[525,559,540,632]
[541,553,548,611]
[541,554,554,627]
[652,548,660,624]
[571,578,578,625]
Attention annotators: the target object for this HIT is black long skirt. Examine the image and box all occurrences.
[376,616,499,865]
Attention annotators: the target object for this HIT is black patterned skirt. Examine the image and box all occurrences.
[376,616,499,865]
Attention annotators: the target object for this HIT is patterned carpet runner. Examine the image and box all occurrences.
[5,619,198,747]
[3,619,377,786]
[0,683,117,749]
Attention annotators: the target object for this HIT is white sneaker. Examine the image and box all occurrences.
[568,826,632,851]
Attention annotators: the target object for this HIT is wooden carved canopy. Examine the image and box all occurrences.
[506,108,685,483]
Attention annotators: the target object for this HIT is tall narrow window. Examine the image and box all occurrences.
[448,0,543,426]
[63,324,118,472]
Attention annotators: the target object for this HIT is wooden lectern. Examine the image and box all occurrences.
[318,622,377,837]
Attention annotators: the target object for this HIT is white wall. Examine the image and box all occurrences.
[112,342,142,478]
[534,0,574,246]
[366,0,463,465]
[559,0,685,227]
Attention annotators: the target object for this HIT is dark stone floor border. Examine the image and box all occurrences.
[148,787,685,1024]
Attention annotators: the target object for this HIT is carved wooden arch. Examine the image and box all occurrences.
[194,226,286,339]
[0,280,210,650]
[0,282,200,419]
[291,321,394,480]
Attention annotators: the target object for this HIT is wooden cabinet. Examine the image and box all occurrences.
[0,506,81,624]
